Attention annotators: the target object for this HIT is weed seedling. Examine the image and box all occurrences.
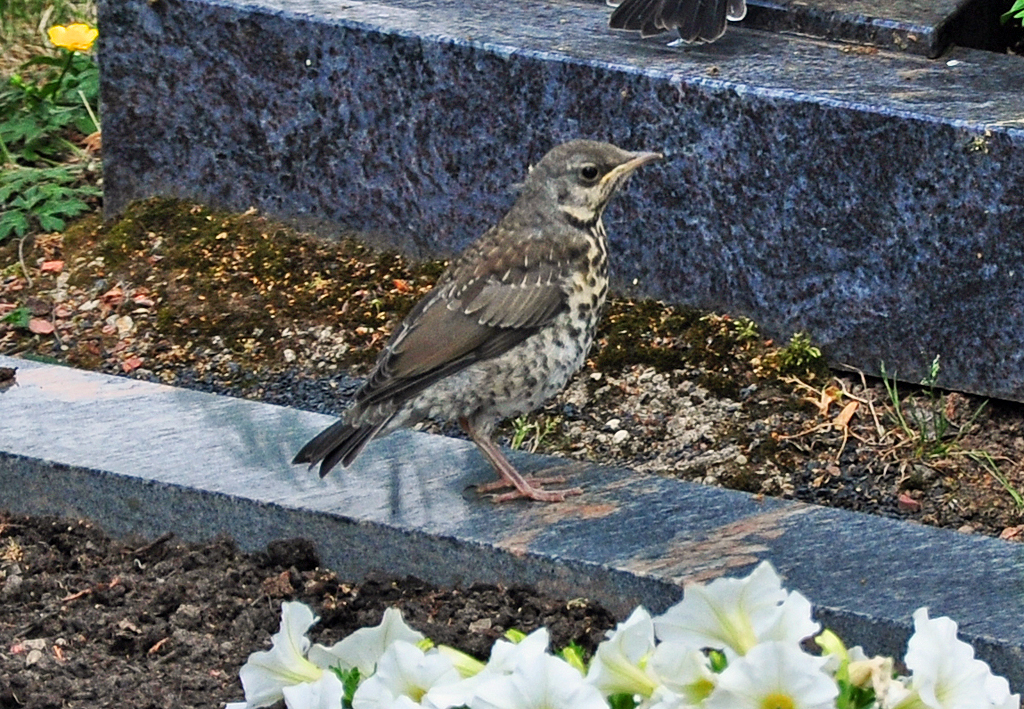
[880,357,1023,509]
[880,356,986,459]
[509,414,559,453]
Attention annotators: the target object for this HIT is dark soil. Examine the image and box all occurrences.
[0,512,617,709]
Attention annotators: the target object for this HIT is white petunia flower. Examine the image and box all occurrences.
[281,669,346,709]
[643,687,691,709]
[648,642,718,706]
[470,652,609,709]
[888,608,1021,709]
[586,607,660,698]
[480,628,551,676]
[762,590,819,646]
[654,562,820,656]
[427,628,551,709]
[309,607,426,677]
[704,641,838,709]
[352,640,461,709]
[237,601,325,708]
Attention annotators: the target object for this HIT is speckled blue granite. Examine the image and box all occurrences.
[2,356,1024,687]
[740,0,971,57]
[98,0,1024,400]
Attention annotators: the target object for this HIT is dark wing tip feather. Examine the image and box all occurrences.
[610,0,666,32]
[293,418,380,476]
[611,0,733,43]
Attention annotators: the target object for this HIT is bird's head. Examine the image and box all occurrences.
[519,140,662,228]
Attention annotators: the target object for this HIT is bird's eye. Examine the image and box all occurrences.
[579,164,600,182]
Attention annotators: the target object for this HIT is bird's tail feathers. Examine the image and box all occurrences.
[292,417,388,478]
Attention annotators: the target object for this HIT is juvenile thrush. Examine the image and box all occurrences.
[608,0,747,43]
[293,140,660,502]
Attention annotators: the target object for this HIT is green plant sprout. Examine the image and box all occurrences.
[881,357,1023,509]
[880,356,986,459]
[0,305,30,328]
[509,414,559,453]
[731,316,759,342]
[965,450,1024,511]
[1002,0,1024,25]
[778,331,823,371]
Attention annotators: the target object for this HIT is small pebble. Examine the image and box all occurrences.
[283,349,297,363]
[606,418,621,431]
[612,429,630,445]
[0,574,22,599]
[115,315,134,338]
[468,618,492,632]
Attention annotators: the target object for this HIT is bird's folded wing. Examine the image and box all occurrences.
[353,240,582,408]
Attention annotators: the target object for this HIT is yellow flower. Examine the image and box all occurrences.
[47,23,98,52]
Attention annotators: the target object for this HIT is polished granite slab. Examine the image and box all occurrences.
[739,0,975,57]
[1,355,1022,688]
[97,0,1024,403]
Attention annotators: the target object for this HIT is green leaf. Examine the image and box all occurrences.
[37,212,67,232]
[74,112,98,135]
[20,353,62,364]
[0,61,96,165]
[1,306,31,328]
[607,693,639,709]
[558,642,587,674]
[815,629,848,660]
[0,163,100,242]
[835,680,877,709]
[20,55,67,70]
[504,628,528,643]
[0,211,30,242]
[1001,0,1024,23]
[330,666,361,709]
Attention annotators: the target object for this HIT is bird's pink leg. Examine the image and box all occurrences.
[460,418,582,503]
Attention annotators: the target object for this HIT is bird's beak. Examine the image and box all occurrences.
[601,150,663,188]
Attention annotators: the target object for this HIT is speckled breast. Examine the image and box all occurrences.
[399,222,610,430]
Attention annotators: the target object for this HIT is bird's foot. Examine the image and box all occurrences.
[477,475,583,503]
[475,473,567,492]
[460,418,583,503]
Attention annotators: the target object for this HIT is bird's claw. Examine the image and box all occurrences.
[476,475,583,503]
